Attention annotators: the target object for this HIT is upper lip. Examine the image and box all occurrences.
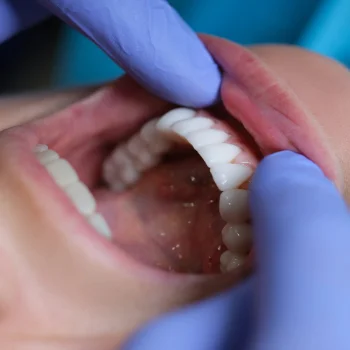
[201,35,342,190]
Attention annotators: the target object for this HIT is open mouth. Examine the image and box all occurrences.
[22,103,259,277]
[0,42,340,296]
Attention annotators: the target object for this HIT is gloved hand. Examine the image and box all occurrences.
[122,151,350,350]
[36,0,221,107]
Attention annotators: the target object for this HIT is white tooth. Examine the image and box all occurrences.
[127,135,148,157]
[106,147,140,187]
[119,163,140,185]
[36,149,59,165]
[127,135,159,171]
[226,254,245,271]
[134,152,159,172]
[157,108,196,132]
[197,143,241,167]
[172,117,213,137]
[211,164,252,191]
[45,159,79,187]
[140,119,171,154]
[110,148,133,168]
[33,144,48,153]
[64,182,96,215]
[222,223,252,253]
[186,129,229,150]
[219,189,250,223]
[88,213,112,239]
[220,250,235,266]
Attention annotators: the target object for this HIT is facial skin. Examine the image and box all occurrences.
[0,36,349,350]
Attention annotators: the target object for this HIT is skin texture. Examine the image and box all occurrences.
[0,37,350,350]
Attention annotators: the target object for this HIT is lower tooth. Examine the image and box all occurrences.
[64,182,96,216]
[88,213,112,239]
[36,149,59,165]
[45,159,79,187]
[219,189,250,223]
[34,146,113,240]
[34,144,48,153]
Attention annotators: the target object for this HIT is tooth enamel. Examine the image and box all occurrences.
[222,223,252,253]
[33,144,48,153]
[157,108,196,132]
[171,117,213,137]
[220,250,245,272]
[220,250,235,265]
[64,182,96,215]
[219,189,250,223]
[36,149,59,165]
[186,129,229,150]
[197,143,241,168]
[140,119,171,154]
[211,164,252,191]
[45,159,79,187]
[119,163,140,185]
[226,254,245,271]
[126,136,159,171]
[88,213,112,239]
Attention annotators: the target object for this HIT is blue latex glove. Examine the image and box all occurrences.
[36,0,221,108]
[0,0,50,43]
[122,151,350,350]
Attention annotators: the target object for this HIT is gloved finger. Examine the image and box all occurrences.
[1,0,50,44]
[249,151,350,345]
[37,0,221,108]
[122,277,254,350]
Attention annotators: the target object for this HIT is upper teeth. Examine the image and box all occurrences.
[34,145,112,239]
[100,107,255,273]
[156,108,254,273]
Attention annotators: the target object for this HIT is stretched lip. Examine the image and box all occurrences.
[201,35,342,190]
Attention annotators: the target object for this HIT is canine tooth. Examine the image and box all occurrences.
[36,149,59,165]
[171,117,213,137]
[197,143,241,167]
[186,129,229,150]
[157,108,196,132]
[64,182,96,215]
[211,164,252,191]
[45,159,79,187]
[33,144,48,153]
[219,189,250,223]
[222,223,252,253]
[88,213,112,239]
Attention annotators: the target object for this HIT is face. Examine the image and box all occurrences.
[0,35,349,349]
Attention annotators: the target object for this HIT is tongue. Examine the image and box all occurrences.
[95,153,224,274]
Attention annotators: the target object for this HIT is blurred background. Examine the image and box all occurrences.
[0,0,349,94]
